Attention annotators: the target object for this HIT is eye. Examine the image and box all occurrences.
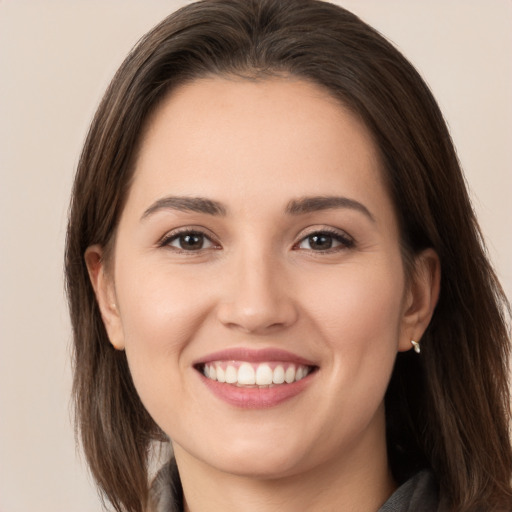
[161,230,217,251]
[296,230,354,251]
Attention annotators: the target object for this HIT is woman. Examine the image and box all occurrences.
[65,1,512,511]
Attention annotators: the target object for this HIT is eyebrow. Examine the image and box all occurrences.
[141,194,374,222]
[141,196,227,220]
[285,196,375,222]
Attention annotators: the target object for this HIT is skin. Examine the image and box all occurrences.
[86,77,440,512]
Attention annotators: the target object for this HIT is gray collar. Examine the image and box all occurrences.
[378,470,442,511]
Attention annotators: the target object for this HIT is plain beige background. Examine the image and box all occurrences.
[0,1,510,511]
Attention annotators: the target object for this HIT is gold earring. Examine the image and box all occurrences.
[411,340,421,354]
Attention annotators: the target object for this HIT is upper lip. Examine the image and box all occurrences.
[193,347,317,367]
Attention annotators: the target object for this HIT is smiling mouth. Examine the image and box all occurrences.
[195,361,317,388]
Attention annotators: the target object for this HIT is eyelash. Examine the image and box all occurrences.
[158,228,220,253]
[294,228,355,252]
[158,227,355,253]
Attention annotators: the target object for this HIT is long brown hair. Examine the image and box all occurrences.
[65,1,512,510]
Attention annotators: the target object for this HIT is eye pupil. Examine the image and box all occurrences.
[309,234,332,250]
[181,233,203,250]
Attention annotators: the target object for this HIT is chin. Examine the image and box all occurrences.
[206,449,307,480]
[179,429,313,480]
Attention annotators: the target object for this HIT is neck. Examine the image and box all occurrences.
[174,408,396,512]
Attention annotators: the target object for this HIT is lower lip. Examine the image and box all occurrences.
[199,372,314,409]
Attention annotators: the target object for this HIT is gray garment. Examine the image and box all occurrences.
[149,460,181,512]
[149,461,441,512]
[378,470,442,512]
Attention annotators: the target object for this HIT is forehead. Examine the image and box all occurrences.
[128,77,392,219]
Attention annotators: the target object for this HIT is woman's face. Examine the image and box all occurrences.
[92,77,424,479]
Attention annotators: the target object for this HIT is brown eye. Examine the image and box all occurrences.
[306,234,335,250]
[166,231,214,251]
[297,230,354,251]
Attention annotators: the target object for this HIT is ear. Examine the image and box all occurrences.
[398,248,441,352]
[84,245,125,351]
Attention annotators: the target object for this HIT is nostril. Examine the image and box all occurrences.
[216,301,299,334]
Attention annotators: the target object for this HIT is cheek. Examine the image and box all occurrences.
[116,258,212,349]
[295,259,405,447]
[303,258,405,368]
[114,261,214,413]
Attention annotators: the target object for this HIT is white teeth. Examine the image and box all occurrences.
[216,366,226,383]
[237,363,255,385]
[225,365,237,384]
[255,364,273,385]
[203,362,312,387]
[273,365,285,384]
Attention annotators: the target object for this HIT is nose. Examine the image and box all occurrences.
[216,248,299,335]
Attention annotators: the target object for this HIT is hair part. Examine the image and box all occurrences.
[65,1,512,511]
